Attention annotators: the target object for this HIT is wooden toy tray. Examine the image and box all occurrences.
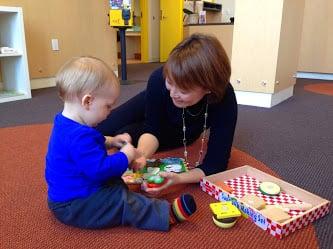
[200,165,331,239]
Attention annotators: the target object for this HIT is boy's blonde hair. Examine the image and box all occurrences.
[56,56,118,101]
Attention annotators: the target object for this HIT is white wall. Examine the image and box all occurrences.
[220,0,235,23]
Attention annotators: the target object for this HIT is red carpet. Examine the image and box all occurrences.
[0,124,319,249]
[304,83,333,96]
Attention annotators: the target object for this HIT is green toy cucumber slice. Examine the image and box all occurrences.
[147,175,164,184]
[259,182,281,196]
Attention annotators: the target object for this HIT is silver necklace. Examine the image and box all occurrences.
[185,104,206,117]
[182,102,209,168]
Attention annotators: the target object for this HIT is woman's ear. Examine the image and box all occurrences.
[81,94,93,110]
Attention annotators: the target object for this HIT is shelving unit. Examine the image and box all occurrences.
[192,1,223,23]
[0,6,31,103]
[0,52,22,57]
[203,1,222,12]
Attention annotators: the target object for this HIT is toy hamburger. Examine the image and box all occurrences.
[210,202,241,229]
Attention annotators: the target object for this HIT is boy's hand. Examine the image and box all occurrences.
[105,133,131,149]
[120,142,136,163]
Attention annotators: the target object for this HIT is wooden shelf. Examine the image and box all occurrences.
[0,90,26,103]
[0,52,22,57]
[125,31,141,37]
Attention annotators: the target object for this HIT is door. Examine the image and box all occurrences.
[160,0,183,62]
[149,0,160,62]
[140,0,149,62]
[140,0,160,62]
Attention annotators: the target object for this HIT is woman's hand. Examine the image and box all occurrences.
[130,153,147,171]
[142,171,182,197]
[142,168,205,197]
[105,133,132,149]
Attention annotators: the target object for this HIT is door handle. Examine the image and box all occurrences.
[160,10,167,20]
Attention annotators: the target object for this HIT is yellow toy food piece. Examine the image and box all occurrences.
[210,201,241,219]
[212,216,237,229]
[210,202,241,229]
[122,171,143,184]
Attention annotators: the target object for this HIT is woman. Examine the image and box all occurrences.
[97,33,237,194]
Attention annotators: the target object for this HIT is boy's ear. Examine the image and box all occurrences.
[81,94,93,110]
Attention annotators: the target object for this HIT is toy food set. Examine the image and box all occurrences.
[122,157,187,190]
[210,201,241,229]
[239,194,266,211]
[200,165,330,239]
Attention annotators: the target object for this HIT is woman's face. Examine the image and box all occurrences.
[165,78,209,108]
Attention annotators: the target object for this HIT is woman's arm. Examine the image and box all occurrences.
[130,133,159,170]
[165,168,205,184]
[137,133,159,158]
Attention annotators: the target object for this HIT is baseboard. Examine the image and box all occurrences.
[31,77,55,89]
[31,70,119,90]
[296,72,333,81]
[235,86,294,108]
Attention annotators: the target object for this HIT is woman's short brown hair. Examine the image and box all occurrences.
[163,33,231,103]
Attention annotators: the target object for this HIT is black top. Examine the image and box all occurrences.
[143,67,238,176]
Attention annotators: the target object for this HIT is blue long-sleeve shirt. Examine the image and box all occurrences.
[143,68,238,176]
[45,113,128,202]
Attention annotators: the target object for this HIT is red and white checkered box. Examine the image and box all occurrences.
[200,165,331,239]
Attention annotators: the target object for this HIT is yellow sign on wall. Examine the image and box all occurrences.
[109,9,133,27]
